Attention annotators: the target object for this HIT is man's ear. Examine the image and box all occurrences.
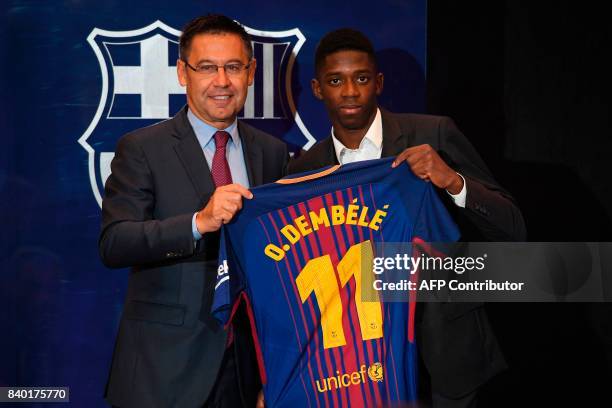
[311,78,323,100]
[375,72,384,96]
[247,58,257,86]
[177,59,187,87]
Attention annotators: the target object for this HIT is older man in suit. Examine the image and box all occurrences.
[288,28,526,408]
[99,15,287,408]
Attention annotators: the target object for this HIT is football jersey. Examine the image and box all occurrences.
[213,157,460,407]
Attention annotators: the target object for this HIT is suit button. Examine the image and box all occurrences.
[474,203,488,215]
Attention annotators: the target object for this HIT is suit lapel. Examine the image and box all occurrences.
[380,108,413,157]
[317,137,339,167]
[238,122,263,187]
[172,107,215,204]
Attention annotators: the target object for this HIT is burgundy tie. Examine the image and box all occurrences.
[211,131,233,187]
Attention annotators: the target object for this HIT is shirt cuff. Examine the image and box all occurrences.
[192,212,203,241]
[447,173,467,208]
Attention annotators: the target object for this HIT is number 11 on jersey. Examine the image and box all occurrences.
[295,240,383,349]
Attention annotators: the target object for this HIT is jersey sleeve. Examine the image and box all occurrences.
[414,184,461,242]
[211,227,245,326]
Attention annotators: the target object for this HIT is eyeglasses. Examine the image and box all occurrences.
[182,60,252,77]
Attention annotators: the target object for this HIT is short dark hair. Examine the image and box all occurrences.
[179,14,253,61]
[314,28,377,75]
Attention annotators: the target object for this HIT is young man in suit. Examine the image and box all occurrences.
[99,15,287,408]
[288,28,526,407]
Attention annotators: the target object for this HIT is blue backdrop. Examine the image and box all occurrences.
[1,1,426,405]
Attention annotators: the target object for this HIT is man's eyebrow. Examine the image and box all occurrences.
[191,58,245,65]
[323,70,342,77]
[323,69,373,77]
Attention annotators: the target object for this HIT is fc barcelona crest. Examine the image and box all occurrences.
[78,20,315,207]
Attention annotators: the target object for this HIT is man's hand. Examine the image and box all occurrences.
[196,184,253,234]
[392,144,464,194]
[256,390,265,408]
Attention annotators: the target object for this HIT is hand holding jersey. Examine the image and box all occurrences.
[392,144,465,195]
[196,184,253,233]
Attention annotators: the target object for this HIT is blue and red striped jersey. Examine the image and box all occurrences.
[213,158,459,407]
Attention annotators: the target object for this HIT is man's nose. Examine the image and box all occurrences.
[213,66,231,86]
[341,80,359,97]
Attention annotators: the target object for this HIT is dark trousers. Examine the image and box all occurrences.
[432,391,478,408]
[112,345,248,408]
[204,347,244,408]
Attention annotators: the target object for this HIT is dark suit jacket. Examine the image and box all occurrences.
[288,109,526,398]
[99,106,288,408]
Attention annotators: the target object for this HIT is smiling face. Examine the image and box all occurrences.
[312,50,383,135]
[177,33,256,129]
